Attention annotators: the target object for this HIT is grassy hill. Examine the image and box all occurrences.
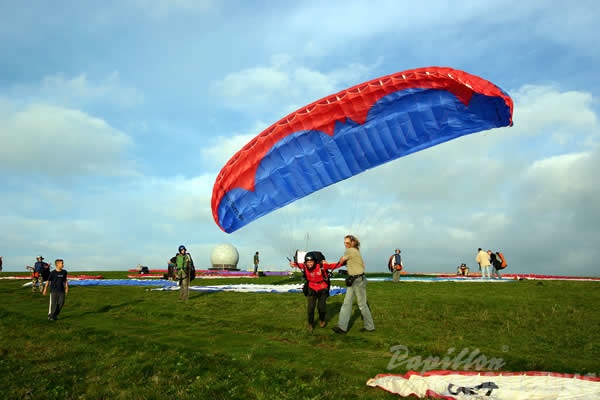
[0,273,598,399]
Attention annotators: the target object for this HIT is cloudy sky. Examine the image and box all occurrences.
[1,0,598,276]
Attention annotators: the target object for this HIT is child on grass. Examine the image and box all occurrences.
[42,259,68,320]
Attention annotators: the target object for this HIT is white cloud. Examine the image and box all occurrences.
[517,150,600,215]
[210,54,376,116]
[202,133,258,165]
[10,72,144,109]
[0,101,134,178]
[512,85,597,137]
[275,1,599,58]
[159,175,215,224]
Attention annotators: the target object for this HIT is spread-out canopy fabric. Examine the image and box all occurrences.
[367,371,600,399]
[212,66,514,233]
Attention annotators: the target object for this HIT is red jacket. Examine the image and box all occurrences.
[295,263,339,292]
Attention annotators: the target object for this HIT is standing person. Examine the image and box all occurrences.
[389,249,403,282]
[169,245,194,301]
[42,259,68,320]
[253,251,260,275]
[489,250,502,279]
[26,255,48,293]
[40,260,52,289]
[290,251,341,331]
[332,235,375,334]
[476,248,491,279]
[0,256,3,272]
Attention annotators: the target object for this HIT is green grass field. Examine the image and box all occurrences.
[0,272,598,399]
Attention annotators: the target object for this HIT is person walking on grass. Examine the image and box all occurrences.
[169,245,194,301]
[43,259,68,320]
[489,250,502,279]
[389,248,403,282]
[332,234,375,334]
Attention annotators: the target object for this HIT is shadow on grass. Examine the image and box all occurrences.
[324,299,377,334]
[76,301,138,317]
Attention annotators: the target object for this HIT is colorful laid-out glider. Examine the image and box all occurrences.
[212,66,514,233]
[367,370,600,399]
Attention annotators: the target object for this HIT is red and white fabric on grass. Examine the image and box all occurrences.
[367,371,599,399]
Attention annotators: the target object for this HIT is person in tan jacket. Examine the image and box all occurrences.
[476,248,491,279]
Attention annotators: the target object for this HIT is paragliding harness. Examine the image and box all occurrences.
[170,254,196,282]
[189,260,196,281]
[388,253,402,272]
[295,251,330,297]
[495,252,508,270]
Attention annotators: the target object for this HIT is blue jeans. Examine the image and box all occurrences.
[481,265,491,278]
[336,276,375,331]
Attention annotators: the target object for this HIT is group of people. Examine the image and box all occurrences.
[289,234,375,334]
[26,255,69,320]
[476,248,507,279]
[24,245,192,324]
[20,242,509,332]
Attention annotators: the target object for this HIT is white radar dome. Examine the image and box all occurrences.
[210,243,239,269]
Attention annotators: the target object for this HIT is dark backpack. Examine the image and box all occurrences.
[188,255,196,281]
[41,263,51,280]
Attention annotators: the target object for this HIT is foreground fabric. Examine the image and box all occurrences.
[367,371,599,399]
[332,277,516,283]
[26,280,346,295]
[167,283,346,296]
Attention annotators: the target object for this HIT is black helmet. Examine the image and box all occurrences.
[178,245,186,252]
[304,251,320,270]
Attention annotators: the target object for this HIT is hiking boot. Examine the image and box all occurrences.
[360,327,375,332]
[306,323,314,332]
[319,320,327,328]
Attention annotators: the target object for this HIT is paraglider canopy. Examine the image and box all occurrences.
[212,66,513,233]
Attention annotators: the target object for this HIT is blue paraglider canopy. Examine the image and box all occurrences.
[212,66,513,233]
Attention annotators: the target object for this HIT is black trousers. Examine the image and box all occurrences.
[48,292,65,319]
[306,290,328,324]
